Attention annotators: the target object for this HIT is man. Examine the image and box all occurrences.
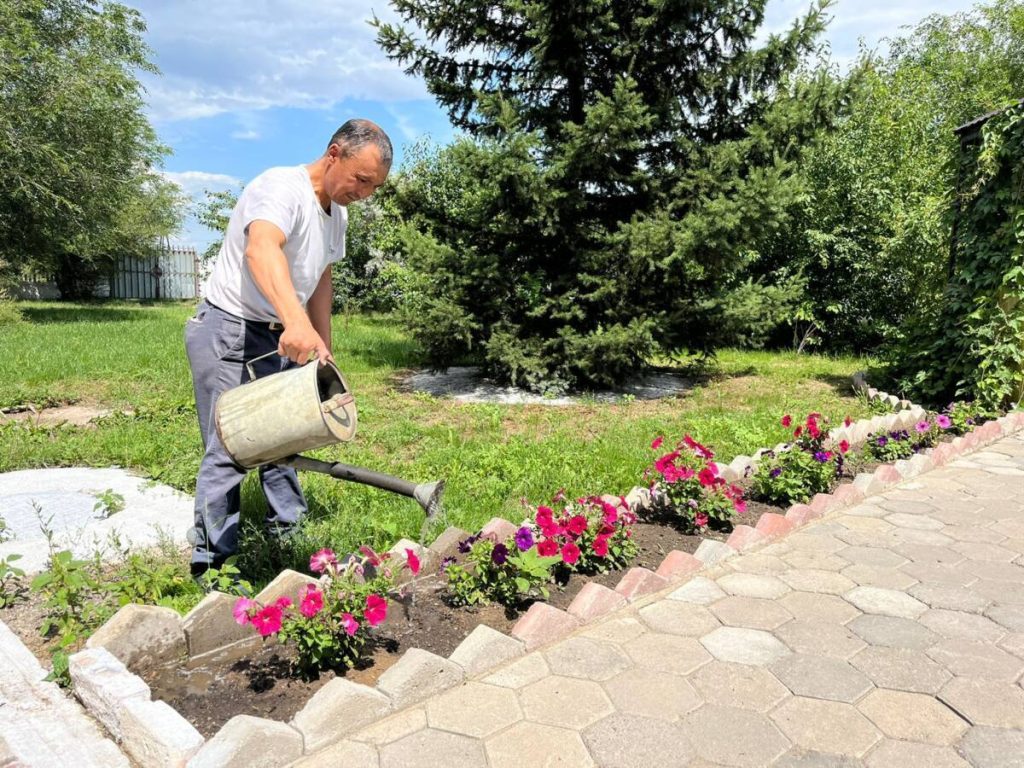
[184,119,392,579]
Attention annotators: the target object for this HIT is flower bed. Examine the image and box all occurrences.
[3,373,1020,765]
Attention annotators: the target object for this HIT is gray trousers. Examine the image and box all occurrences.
[184,300,307,567]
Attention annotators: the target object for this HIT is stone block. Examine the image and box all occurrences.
[961,432,981,452]
[810,493,838,516]
[866,386,879,399]
[729,456,754,478]
[885,394,901,409]
[785,504,821,527]
[892,459,917,479]
[907,453,935,476]
[655,550,704,580]
[375,648,464,709]
[291,678,392,752]
[852,371,867,391]
[898,398,912,409]
[188,715,302,768]
[427,526,471,558]
[86,604,186,670]
[182,591,256,659]
[694,539,737,565]
[832,484,866,507]
[448,624,525,678]
[872,465,903,488]
[479,517,517,544]
[624,486,653,512]
[68,647,150,741]
[510,602,580,652]
[717,463,740,482]
[119,697,204,768]
[615,567,669,601]
[929,444,956,466]
[726,525,768,552]
[755,513,795,539]
[567,582,627,624]
[254,569,317,606]
[852,473,883,496]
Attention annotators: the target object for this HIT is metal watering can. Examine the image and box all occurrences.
[214,352,445,518]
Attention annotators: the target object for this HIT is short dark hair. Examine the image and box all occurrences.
[328,119,393,167]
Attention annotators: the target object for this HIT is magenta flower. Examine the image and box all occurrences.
[936,414,952,429]
[694,512,709,528]
[651,436,664,450]
[340,612,360,637]
[299,585,324,618]
[592,535,610,558]
[309,548,337,574]
[364,594,387,627]
[566,515,588,536]
[514,527,534,551]
[561,542,581,565]
[250,605,283,637]
[404,548,421,575]
[537,538,559,556]
[915,420,930,433]
[232,597,255,626]
[781,415,792,427]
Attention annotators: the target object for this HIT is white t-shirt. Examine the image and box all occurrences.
[203,165,347,321]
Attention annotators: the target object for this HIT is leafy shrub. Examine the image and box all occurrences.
[943,401,999,435]
[235,546,417,674]
[31,550,110,649]
[863,430,916,463]
[0,553,24,608]
[644,435,745,532]
[752,413,847,505]
[0,301,22,327]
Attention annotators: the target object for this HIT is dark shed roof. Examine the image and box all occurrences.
[954,98,1024,139]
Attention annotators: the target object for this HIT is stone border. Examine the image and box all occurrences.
[69,385,1024,764]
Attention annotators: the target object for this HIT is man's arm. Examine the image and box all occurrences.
[306,267,333,359]
[245,219,329,364]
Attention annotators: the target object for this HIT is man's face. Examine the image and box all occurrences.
[324,143,389,205]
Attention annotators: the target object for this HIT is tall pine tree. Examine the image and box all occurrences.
[376,0,845,392]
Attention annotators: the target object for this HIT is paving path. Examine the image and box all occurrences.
[297,433,1024,768]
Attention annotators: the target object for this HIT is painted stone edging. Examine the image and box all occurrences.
[73,383,1024,761]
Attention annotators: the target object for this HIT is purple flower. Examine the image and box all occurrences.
[440,556,455,571]
[935,414,952,429]
[458,534,480,554]
[769,468,782,478]
[876,436,888,447]
[491,543,509,565]
[513,527,534,551]
[915,420,930,433]
[813,451,829,463]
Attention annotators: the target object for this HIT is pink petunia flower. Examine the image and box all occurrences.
[694,512,709,528]
[233,597,255,626]
[839,440,850,454]
[405,548,421,575]
[340,612,360,637]
[275,596,292,610]
[358,545,384,567]
[309,548,337,575]
[698,468,717,487]
[592,535,610,558]
[364,594,387,627]
[566,515,588,536]
[535,506,554,528]
[651,436,664,450]
[299,585,324,618]
[250,605,283,637]
[935,414,952,429]
[781,415,792,427]
[537,538,559,556]
[915,420,930,433]
[561,542,581,565]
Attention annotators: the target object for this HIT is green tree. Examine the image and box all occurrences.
[195,188,239,265]
[375,0,846,391]
[0,0,183,295]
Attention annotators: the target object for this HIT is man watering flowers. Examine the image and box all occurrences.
[184,119,392,581]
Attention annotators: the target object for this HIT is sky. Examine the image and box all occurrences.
[127,0,981,249]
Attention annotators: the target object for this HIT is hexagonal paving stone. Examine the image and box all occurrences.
[999,632,1024,661]
[683,705,791,767]
[485,722,594,768]
[578,616,647,645]
[847,614,940,650]
[725,553,790,574]
[938,677,1024,728]
[770,696,881,758]
[582,713,693,767]
[838,546,908,569]
[637,601,721,637]
[781,551,851,572]
[356,708,428,746]
[668,576,727,605]
[959,726,1024,768]
[542,636,632,681]
[884,512,945,531]
[700,627,791,666]
[773,620,867,659]
[909,583,991,613]
[773,749,862,768]
[841,564,919,591]
[785,533,850,553]
[863,739,970,768]
[876,499,939,516]
[927,639,1024,681]
[942,525,1006,544]
[623,632,712,675]
[717,573,791,599]
[710,596,794,630]
[901,561,977,587]
[770,654,873,703]
[973,579,1024,605]
[777,569,857,596]
[425,682,522,738]
[834,516,895,535]
[919,609,1008,642]
[602,668,703,721]
[849,646,951,694]
[896,543,966,566]
[952,542,1019,562]
[688,660,790,712]
[856,689,968,745]
[985,603,1024,633]
[889,528,956,547]
[965,561,1024,583]
[844,586,928,619]
[778,592,862,625]
[520,675,613,729]
[379,728,486,768]
[482,652,550,690]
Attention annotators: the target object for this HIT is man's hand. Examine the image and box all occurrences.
[278,317,331,365]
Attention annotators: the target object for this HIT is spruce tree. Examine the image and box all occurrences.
[376,0,844,392]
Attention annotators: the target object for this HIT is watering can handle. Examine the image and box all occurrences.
[244,350,283,382]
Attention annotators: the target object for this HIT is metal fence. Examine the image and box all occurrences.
[109,246,200,300]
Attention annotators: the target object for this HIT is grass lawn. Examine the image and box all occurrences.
[0,301,875,564]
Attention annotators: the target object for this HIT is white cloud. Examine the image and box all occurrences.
[128,0,432,124]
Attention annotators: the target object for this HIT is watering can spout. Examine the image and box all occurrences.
[414,479,446,520]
